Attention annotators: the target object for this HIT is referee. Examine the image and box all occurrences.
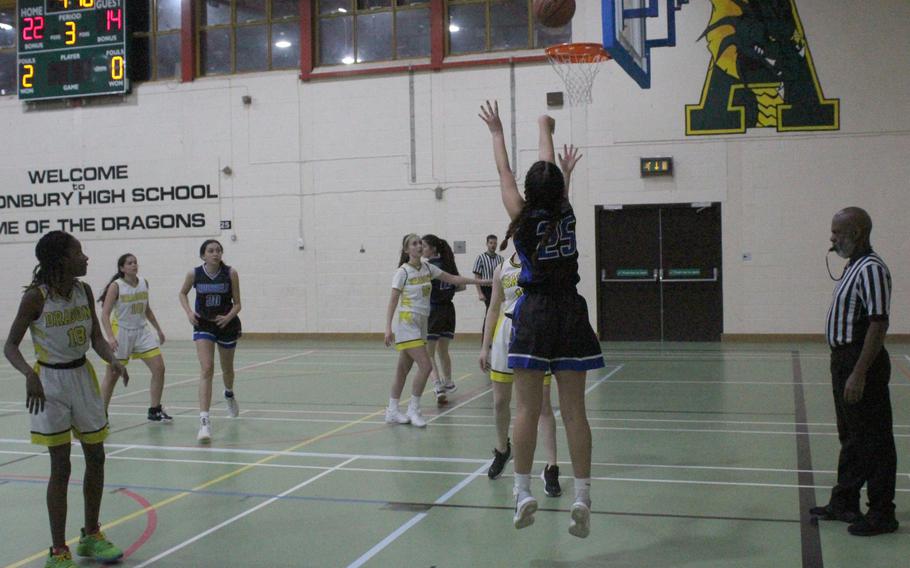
[472,234,504,309]
[811,207,898,536]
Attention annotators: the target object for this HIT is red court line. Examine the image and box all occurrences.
[116,488,158,559]
[3,475,157,559]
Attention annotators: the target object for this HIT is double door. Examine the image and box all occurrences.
[596,203,723,341]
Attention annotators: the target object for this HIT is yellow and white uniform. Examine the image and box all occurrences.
[29,282,108,447]
[391,260,443,351]
[110,278,160,363]
[490,258,551,384]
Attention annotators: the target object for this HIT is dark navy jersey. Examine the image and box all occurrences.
[194,264,233,320]
[428,256,456,304]
[514,200,580,292]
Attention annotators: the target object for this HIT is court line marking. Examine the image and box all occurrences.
[11,401,905,430]
[8,448,910,481]
[556,365,623,419]
[132,456,360,568]
[4,469,909,501]
[3,363,404,568]
[4,409,885,436]
[109,350,317,401]
[346,463,489,568]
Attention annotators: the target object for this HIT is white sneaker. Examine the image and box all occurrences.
[513,493,538,529]
[568,501,591,538]
[434,381,447,404]
[197,417,212,443]
[385,407,410,424]
[225,393,239,418]
[443,379,457,393]
[406,408,427,428]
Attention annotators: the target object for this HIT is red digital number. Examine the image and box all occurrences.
[22,16,46,41]
[106,9,122,31]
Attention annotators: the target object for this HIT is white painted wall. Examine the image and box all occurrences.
[0,0,907,338]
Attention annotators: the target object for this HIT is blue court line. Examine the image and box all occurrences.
[0,476,388,507]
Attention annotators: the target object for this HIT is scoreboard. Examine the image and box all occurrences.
[17,0,127,101]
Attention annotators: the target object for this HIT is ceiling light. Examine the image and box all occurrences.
[449,24,460,33]
[0,23,13,30]
[341,56,355,65]
[275,40,292,48]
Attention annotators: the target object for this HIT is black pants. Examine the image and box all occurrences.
[829,344,896,514]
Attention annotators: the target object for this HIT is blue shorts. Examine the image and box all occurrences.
[508,291,604,372]
[193,317,242,348]
[427,301,456,340]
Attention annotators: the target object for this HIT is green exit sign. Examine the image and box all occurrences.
[640,157,673,177]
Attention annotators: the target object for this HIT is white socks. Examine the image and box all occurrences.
[388,398,399,411]
[574,478,591,504]
[514,473,531,497]
[408,398,420,413]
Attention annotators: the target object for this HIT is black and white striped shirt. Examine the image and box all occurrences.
[825,252,891,348]
[472,251,504,280]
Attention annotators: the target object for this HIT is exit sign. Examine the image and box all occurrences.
[640,157,673,177]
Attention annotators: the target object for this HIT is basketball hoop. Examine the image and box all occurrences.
[545,43,611,107]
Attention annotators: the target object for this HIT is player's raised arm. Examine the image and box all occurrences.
[479,100,523,220]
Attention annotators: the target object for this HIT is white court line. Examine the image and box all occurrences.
[606,378,910,387]
[110,350,317,401]
[428,386,493,423]
[556,364,623,419]
[346,463,489,568]
[133,456,359,568]
[105,445,135,457]
[8,401,903,430]
[0,410,893,436]
[4,447,910,482]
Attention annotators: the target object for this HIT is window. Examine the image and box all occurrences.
[447,0,571,55]
[0,0,15,96]
[130,0,183,82]
[199,0,301,76]
[316,0,431,66]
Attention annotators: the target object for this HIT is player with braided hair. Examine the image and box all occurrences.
[4,231,128,567]
[480,101,603,537]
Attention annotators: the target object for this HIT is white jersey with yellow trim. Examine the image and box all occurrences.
[500,255,524,316]
[113,278,149,330]
[392,260,443,316]
[29,281,93,364]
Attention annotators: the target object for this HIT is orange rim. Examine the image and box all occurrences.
[544,43,611,64]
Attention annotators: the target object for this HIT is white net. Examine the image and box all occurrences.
[546,44,610,107]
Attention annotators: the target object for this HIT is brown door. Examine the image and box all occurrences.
[596,204,723,341]
[596,206,661,341]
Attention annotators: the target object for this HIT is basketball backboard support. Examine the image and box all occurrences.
[603,0,689,88]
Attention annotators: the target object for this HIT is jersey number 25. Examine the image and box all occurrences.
[535,217,577,260]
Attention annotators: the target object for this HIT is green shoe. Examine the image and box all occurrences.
[44,547,76,568]
[76,529,123,564]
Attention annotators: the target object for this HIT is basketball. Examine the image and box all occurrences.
[534,0,576,28]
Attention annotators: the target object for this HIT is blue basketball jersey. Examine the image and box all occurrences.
[514,200,580,292]
[194,264,233,320]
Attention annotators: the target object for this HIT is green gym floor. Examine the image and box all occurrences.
[0,339,907,567]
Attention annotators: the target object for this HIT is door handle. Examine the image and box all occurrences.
[602,268,660,283]
[659,267,719,282]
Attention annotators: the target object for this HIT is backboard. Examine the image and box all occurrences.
[603,0,689,89]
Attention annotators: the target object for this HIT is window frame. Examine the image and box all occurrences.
[133,0,184,82]
[196,0,302,77]
[314,0,432,67]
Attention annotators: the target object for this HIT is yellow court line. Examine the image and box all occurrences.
[7,371,476,568]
